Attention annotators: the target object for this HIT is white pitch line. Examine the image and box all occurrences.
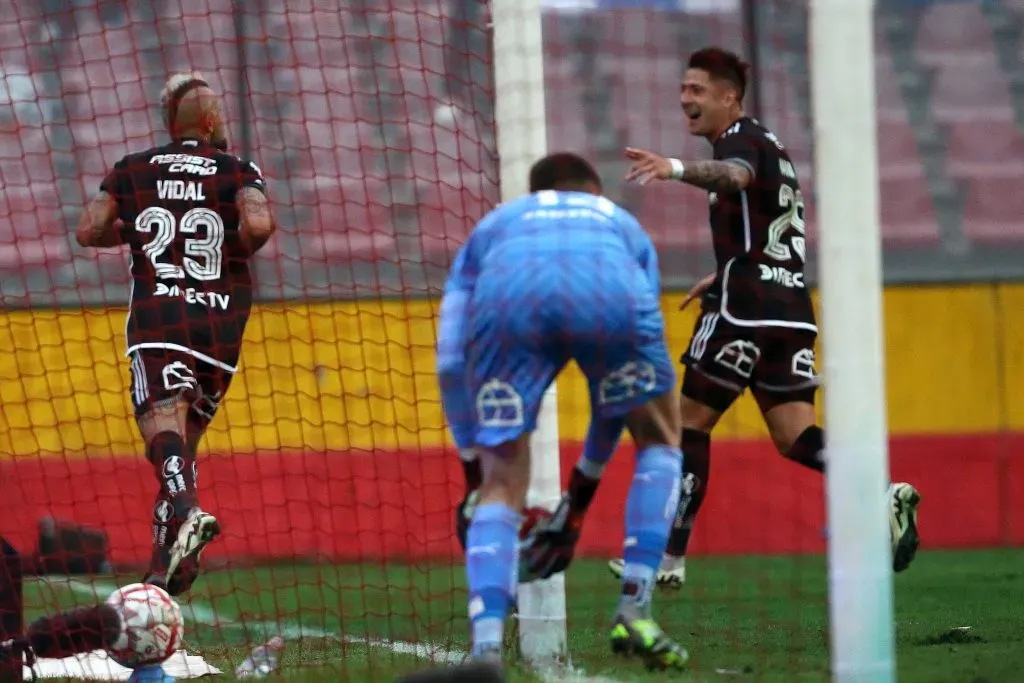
[47,577,621,682]
[55,578,464,665]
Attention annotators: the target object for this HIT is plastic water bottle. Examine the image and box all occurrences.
[127,664,176,683]
[234,636,285,678]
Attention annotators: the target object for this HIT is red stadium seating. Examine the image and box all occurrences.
[878,173,941,247]
[875,52,911,122]
[946,121,1024,180]
[6,1,1024,266]
[930,59,1015,124]
[634,184,711,251]
[914,3,996,67]
[877,119,922,178]
[963,176,1024,243]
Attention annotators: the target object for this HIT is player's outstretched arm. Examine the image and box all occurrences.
[236,186,276,255]
[624,147,751,193]
[74,191,124,248]
[680,272,716,310]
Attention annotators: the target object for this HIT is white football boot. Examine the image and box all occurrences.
[889,482,921,572]
[166,508,221,584]
[608,554,686,590]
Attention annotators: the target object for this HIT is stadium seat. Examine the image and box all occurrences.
[545,58,594,157]
[914,3,996,67]
[415,181,491,253]
[634,184,711,251]
[0,237,70,269]
[293,178,398,261]
[392,12,446,82]
[0,183,68,270]
[878,173,941,246]
[875,51,912,123]
[930,60,1015,124]
[962,177,1024,243]
[877,119,923,179]
[945,121,1024,179]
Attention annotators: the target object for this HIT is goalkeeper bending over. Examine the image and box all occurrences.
[437,152,688,671]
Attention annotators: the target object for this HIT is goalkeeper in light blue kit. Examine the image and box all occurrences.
[437,153,689,671]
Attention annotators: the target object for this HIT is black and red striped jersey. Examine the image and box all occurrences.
[704,117,816,330]
[101,138,265,371]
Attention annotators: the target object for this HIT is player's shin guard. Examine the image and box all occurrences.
[145,491,178,583]
[618,445,683,617]
[147,431,198,521]
[784,426,826,473]
[666,429,710,558]
[465,503,522,660]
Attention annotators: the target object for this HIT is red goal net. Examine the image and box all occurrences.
[0,0,1016,681]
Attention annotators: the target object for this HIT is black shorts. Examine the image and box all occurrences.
[681,309,819,412]
[128,346,236,427]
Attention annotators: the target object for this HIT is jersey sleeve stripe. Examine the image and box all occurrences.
[723,157,756,180]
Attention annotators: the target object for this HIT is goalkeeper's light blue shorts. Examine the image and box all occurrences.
[465,271,675,449]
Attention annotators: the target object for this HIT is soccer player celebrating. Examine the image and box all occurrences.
[608,47,921,587]
[75,71,277,595]
[438,153,688,670]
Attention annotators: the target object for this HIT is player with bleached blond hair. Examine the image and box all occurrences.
[76,71,277,595]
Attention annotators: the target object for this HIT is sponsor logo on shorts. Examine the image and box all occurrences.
[162,361,200,393]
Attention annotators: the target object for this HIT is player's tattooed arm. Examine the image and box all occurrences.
[236,186,277,255]
[679,160,752,193]
[624,147,752,192]
[75,192,125,248]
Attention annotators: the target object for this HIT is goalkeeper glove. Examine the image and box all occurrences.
[518,493,582,583]
[454,489,480,552]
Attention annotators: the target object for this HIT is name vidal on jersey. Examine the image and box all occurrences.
[157,180,206,201]
[154,283,230,310]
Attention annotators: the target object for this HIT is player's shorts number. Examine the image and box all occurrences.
[764,185,806,264]
[136,206,225,281]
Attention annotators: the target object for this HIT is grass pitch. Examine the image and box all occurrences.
[25,548,1024,682]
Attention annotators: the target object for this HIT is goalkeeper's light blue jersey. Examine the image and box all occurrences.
[438,190,674,448]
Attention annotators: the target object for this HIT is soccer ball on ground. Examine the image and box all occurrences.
[105,583,184,668]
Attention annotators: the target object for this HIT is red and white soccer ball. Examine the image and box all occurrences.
[104,583,184,669]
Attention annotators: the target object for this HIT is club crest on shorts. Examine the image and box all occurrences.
[714,340,760,379]
[162,361,198,392]
[476,379,524,428]
[598,361,657,406]
[792,348,817,380]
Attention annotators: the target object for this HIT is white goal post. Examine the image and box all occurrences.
[491,1,899,678]
[490,0,569,670]
[810,1,897,681]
